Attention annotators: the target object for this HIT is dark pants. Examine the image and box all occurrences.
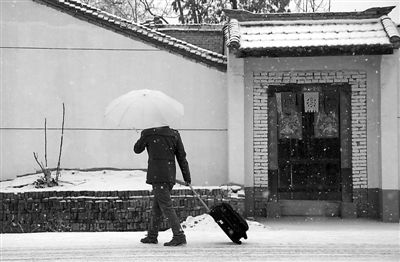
[148,184,184,238]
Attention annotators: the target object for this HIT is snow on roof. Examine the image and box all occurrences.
[224,7,400,57]
[240,18,390,49]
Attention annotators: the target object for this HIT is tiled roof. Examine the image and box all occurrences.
[33,0,227,71]
[224,7,400,57]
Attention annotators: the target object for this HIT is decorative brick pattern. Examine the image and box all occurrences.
[349,72,368,189]
[253,85,269,188]
[252,70,368,194]
[0,189,244,233]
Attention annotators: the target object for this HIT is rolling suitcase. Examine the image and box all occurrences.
[182,182,249,244]
[209,202,248,244]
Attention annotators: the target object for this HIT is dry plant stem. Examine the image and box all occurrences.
[33,152,46,174]
[33,152,51,184]
[44,118,48,167]
[55,103,65,182]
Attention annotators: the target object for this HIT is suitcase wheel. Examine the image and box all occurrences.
[234,239,242,245]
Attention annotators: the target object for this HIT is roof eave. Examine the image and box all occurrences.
[236,45,395,58]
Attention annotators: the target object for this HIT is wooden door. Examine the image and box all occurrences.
[269,85,342,201]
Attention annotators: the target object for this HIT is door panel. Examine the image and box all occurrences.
[273,85,341,201]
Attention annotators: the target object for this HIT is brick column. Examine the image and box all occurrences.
[253,77,269,188]
[252,77,270,217]
[350,72,368,190]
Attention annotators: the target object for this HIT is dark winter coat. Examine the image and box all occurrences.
[134,126,191,185]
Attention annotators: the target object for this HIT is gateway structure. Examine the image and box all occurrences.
[224,7,400,222]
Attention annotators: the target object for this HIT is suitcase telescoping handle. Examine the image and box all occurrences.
[176,180,211,213]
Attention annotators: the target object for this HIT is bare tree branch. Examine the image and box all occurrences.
[139,0,169,24]
[315,0,326,12]
[127,0,137,22]
[293,0,330,13]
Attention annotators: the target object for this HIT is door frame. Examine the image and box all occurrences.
[267,83,353,202]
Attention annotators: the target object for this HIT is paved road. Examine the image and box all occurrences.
[1,218,399,262]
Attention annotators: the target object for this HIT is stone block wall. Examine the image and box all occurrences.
[0,189,244,233]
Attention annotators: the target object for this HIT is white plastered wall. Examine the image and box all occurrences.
[0,0,228,186]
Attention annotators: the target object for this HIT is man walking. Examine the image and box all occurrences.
[134,126,191,246]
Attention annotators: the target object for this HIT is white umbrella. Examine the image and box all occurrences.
[105,89,184,129]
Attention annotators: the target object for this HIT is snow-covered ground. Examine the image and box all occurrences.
[1,170,158,192]
[1,216,399,262]
[1,170,399,261]
[0,169,242,195]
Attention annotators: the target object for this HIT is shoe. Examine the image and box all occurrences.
[140,236,158,244]
[164,235,187,246]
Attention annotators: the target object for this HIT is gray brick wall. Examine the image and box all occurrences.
[157,30,224,54]
[1,189,244,233]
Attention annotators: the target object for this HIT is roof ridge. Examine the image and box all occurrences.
[224,6,396,22]
[153,24,224,31]
[33,0,227,70]
[239,18,383,26]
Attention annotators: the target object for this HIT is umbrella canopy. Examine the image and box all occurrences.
[105,89,184,129]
